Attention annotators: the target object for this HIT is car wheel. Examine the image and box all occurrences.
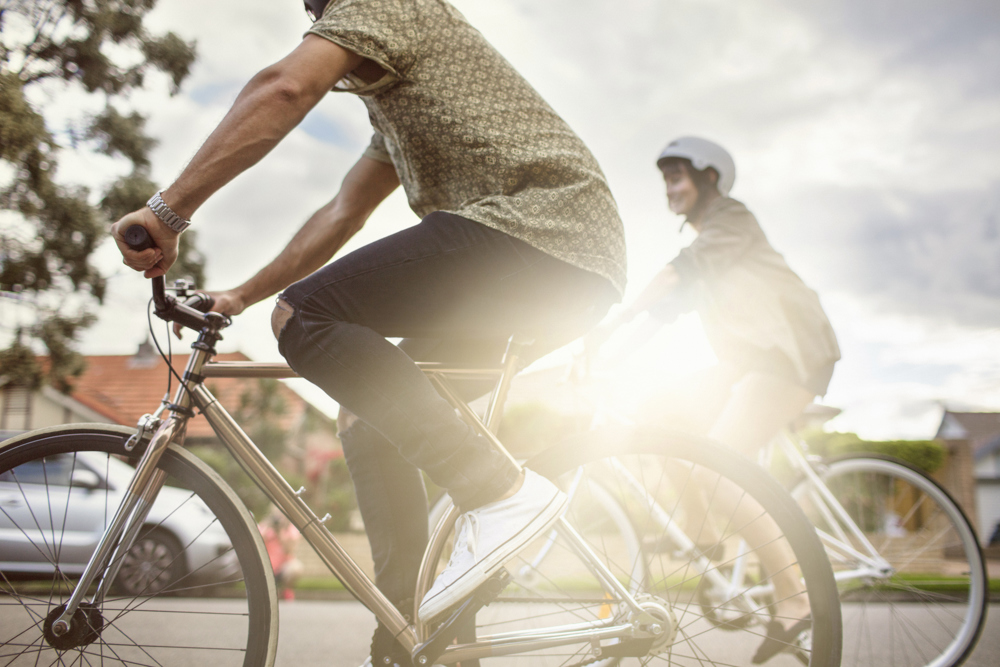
[115,528,185,596]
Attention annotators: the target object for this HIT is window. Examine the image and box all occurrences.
[0,455,78,486]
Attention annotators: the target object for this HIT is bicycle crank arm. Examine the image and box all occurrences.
[433,621,655,664]
[413,569,513,664]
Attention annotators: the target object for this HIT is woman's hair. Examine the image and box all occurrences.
[659,157,720,220]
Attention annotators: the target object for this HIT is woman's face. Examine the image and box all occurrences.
[661,165,699,217]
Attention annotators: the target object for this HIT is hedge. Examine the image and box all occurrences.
[804,431,946,474]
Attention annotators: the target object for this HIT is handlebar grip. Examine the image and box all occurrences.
[183,292,216,313]
[124,225,155,251]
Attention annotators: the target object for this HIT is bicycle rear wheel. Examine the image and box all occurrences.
[0,425,278,666]
[417,426,842,666]
[792,454,987,667]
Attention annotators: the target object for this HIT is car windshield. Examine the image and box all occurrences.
[0,455,77,486]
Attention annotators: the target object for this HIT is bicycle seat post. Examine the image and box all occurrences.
[483,334,532,434]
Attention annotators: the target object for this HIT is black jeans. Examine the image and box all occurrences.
[278,211,616,605]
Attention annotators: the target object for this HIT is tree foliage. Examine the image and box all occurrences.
[235,378,289,463]
[0,0,200,390]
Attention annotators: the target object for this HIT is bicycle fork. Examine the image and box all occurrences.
[49,417,178,638]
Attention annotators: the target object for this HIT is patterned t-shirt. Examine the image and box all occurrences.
[308,0,626,295]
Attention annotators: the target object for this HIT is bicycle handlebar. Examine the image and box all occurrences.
[124,225,224,333]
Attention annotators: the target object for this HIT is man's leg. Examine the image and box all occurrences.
[335,338,513,665]
[275,212,611,508]
[272,212,614,634]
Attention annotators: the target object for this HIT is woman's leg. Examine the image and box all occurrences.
[705,373,816,629]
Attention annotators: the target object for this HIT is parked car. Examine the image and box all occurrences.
[0,450,240,596]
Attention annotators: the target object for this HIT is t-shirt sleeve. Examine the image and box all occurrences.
[363,131,394,164]
[307,0,418,79]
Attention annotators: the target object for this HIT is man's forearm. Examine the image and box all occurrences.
[160,36,363,219]
[621,264,681,321]
[230,157,399,308]
[163,77,313,218]
[233,206,363,307]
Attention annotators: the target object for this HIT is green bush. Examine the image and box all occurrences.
[191,445,272,518]
[804,431,946,474]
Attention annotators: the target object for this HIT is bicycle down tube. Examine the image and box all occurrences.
[198,350,656,660]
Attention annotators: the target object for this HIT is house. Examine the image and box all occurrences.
[0,344,342,487]
[936,410,1000,545]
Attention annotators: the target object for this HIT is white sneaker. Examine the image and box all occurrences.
[418,469,567,622]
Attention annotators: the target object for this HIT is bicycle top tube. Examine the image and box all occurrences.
[202,360,507,380]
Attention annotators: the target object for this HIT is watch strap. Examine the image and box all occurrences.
[146,191,191,233]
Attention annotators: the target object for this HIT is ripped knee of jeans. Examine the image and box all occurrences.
[271,297,295,340]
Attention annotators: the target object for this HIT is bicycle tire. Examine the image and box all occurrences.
[791,454,988,667]
[416,426,842,666]
[0,424,278,666]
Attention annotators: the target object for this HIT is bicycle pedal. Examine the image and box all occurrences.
[412,569,511,666]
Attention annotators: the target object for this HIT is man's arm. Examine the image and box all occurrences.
[617,264,682,323]
[209,156,400,317]
[585,264,681,349]
[112,34,365,278]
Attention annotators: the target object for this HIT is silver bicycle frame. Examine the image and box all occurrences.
[55,336,654,661]
[772,432,893,580]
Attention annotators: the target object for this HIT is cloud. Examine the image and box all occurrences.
[771,184,1000,327]
[789,0,1000,92]
[65,0,1000,436]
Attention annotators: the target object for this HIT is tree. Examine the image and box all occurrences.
[235,378,289,463]
[0,0,201,390]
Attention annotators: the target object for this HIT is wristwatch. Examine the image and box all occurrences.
[146,191,191,233]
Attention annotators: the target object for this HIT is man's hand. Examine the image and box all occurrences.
[111,209,179,278]
[172,288,247,338]
[207,289,248,317]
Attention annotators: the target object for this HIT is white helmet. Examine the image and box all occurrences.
[656,137,736,196]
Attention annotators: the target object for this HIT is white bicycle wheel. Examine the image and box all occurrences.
[793,454,987,667]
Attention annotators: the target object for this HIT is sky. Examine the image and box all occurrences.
[8,0,1000,440]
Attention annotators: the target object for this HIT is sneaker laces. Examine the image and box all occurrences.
[449,512,481,565]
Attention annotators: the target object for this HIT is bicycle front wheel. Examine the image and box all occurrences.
[792,454,988,667]
[418,426,842,666]
[0,425,278,666]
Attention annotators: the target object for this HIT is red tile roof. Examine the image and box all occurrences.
[58,351,325,439]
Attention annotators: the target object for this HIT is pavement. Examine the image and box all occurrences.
[273,599,999,666]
